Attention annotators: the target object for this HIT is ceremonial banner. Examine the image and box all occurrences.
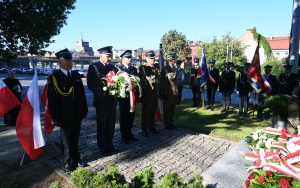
[0,79,21,117]
[157,46,164,121]
[41,83,55,134]
[198,48,208,87]
[247,35,263,93]
[16,68,45,160]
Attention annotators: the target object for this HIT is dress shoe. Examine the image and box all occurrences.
[100,149,109,156]
[108,147,119,153]
[220,109,226,113]
[142,130,149,137]
[122,137,130,144]
[211,107,214,111]
[78,160,88,167]
[149,128,159,133]
[205,106,211,110]
[130,135,138,141]
[64,162,72,172]
[244,114,248,117]
[170,124,176,127]
[191,104,197,107]
[238,112,243,116]
[164,125,173,130]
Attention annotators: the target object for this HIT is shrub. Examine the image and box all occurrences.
[264,94,291,121]
[187,175,204,188]
[130,167,155,188]
[158,172,185,188]
[50,181,61,188]
[71,168,96,188]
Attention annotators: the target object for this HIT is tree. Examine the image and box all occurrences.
[196,32,247,72]
[0,0,76,63]
[160,29,191,61]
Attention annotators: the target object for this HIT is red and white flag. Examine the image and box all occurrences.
[0,79,21,117]
[41,83,55,134]
[16,69,45,160]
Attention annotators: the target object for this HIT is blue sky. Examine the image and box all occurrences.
[45,0,293,52]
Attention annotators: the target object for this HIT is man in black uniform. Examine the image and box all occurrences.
[118,50,138,144]
[219,62,236,113]
[257,65,278,119]
[190,58,201,108]
[237,62,253,117]
[278,65,299,95]
[3,70,22,126]
[176,60,185,105]
[206,60,219,111]
[47,49,88,172]
[87,46,118,156]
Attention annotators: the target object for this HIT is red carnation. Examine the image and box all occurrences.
[266,170,273,177]
[280,178,290,188]
[280,133,288,139]
[282,129,288,133]
[248,173,254,180]
[258,176,265,183]
[245,179,250,188]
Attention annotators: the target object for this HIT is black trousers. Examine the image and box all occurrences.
[192,86,201,106]
[163,94,177,126]
[95,97,116,152]
[141,98,158,131]
[4,105,21,126]
[239,94,249,114]
[257,94,270,118]
[177,86,183,104]
[207,89,216,107]
[119,97,135,139]
[60,119,81,166]
[221,91,232,110]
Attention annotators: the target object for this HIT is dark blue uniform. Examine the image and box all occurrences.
[190,67,201,107]
[118,64,138,141]
[237,71,253,116]
[207,67,219,109]
[219,69,235,112]
[87,61,117,154]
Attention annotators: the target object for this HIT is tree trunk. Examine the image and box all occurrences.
[289,0,300,74]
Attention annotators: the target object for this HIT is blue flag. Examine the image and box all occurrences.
[200,48,208,87]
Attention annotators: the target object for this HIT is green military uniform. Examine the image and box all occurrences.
[287,86,300,134]
[138,63,160,133]
[160,61,178,129]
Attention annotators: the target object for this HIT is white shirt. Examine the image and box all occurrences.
[123,64,129,69]
[61,68,71,77]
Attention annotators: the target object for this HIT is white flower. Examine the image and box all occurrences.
[111,76,118,82]
[256,143,260,150]
[103,86,107,91]
[266,141,272,149]
[252,133,259,141]
[260,135,267,140]
[111,90,116,95]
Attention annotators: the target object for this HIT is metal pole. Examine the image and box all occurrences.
[20,151,26,166]
[42,128,61,155]
[289,0,300,74]
[226,39,229,62]
[252,91,257,119]
[230,40,234,62]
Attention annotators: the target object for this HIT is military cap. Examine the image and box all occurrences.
[120,50,132,58]
[194,58,200,63]
[225,62,233,66]
[244,62,251,67]
[283,64,293,70]
[210,60,216,64]
[166,53,176,60]
[145,51,155,59]
[176,60,182,64]
[97,46,113,54]
[55,48,73,59]
[264,65,273,69]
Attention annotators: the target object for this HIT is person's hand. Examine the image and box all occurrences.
[54,121,62,127]
[236,91,239,95]
[248,92,251,97]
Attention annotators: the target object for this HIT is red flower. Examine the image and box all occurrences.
[245,179,250,188]
[280,178,290,188]
[248,173,254,180]
[258,176,265,183]
[282,129,288,134]
[280,133,288,139]
[266,170,273,177]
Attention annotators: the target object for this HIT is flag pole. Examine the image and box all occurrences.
[20,151,26,166]
[202,89,204,109]
[252,91,257,119]
[41,128,61,155]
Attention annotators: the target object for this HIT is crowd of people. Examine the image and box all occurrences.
[2,46,299,173]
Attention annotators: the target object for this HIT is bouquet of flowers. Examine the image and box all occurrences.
[244,127,300,188]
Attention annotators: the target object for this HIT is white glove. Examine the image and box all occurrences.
[236,91,239,95]
[248,92,251,97]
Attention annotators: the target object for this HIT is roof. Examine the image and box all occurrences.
[266,36,291,50]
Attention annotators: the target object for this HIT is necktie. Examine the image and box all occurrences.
[67,71,72,79]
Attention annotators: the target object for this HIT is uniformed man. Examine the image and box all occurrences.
[206,60,219,111]
[237,62,253,117]
[87,46,118,156]
[257,65,278,119]
[118,50,138,143]
[278,65,299,95]
[138,51,160,137]
[190,58,201,108]
[160,53,178,129]
[176,60,185,105]
[287,86,300,134]
[47,49,88,172]
[219,62,236,113]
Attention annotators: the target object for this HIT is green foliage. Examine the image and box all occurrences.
[161,29,192,61]
[187,175,204,188]
[196,32,247,72]
[130,167,155,188]
[158,173,185,188]
[104,164,127,187]
[50,181,61,188]
[252,27,272,57]
[261,56,284,77]
[264,94,291,121]
[0,0,76,63]
[71,168,96,188]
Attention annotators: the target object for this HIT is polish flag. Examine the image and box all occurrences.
[16,69,45,160]
[0,79,21,117]
[41,83,55,134]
